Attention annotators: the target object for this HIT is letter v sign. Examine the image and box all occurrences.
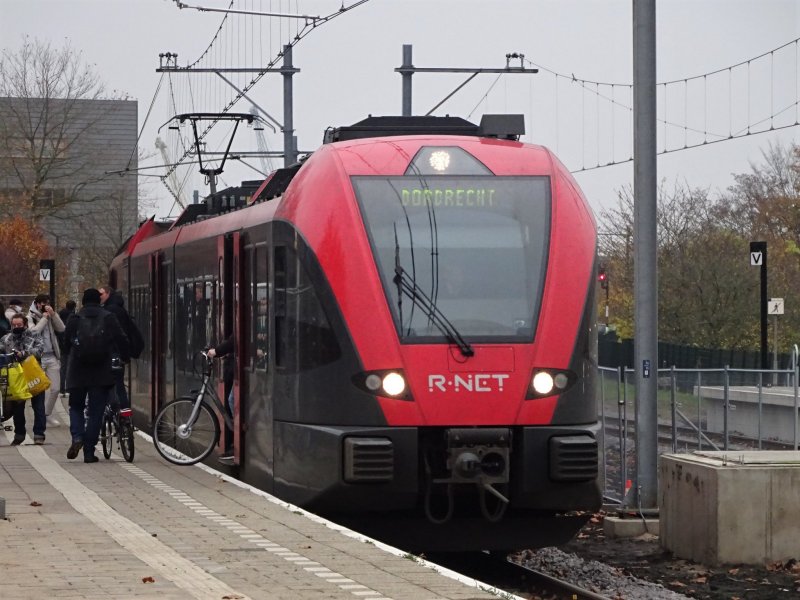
[750,251,763,266]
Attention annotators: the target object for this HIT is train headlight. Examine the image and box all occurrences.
[352,369,412,400]
[532,371,554,395]
[527,368,577,399]
[382,372,406,396]
[365,374,382,391]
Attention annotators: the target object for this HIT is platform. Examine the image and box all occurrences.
[0,402,508,600]
[700,385,800,444]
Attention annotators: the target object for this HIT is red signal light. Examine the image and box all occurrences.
[598,267,609,290]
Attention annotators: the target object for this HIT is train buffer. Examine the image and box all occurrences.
[0,405,506,600]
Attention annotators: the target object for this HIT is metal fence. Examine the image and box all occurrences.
[598,352,800,507]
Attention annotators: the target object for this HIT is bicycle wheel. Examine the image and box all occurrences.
[119,418,135,463]
[152,397,219,465]
[101,412,114,459]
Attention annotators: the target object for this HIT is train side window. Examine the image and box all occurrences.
[255,245,268,371]
[175,283,188,371]
[273,244,339,371]
[244,246,255,370]
[191,282,207,351]
[205,280,215,349]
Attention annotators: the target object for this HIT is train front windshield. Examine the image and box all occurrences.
[354,175,551,343]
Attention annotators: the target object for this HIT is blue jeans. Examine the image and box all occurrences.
[68,386,112,457]
[12,391,46,441]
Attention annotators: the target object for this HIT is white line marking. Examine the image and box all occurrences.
[134,429,523,600]
[121,462,396,600]
[17,446,252,600]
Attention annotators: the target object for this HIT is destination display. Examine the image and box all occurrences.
[399,186,496,208]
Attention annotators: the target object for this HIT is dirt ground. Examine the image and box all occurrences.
[559,510,800,599]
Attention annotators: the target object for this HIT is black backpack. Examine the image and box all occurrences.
[73,315,108,365]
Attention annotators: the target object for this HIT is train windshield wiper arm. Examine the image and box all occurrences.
[393,265,474,357]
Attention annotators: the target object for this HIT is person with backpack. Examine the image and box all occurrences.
[63,288,130,463]
[29,294,66,426]
[99,286,144,411]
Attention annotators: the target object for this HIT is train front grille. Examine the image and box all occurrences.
[343,437,394,483]
[548,435,598,482]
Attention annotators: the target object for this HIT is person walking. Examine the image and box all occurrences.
[63,288,130,463]
[207,334,235,464]
[0,313,46,445]
[5,298,24,322]
[57,300,76,398]
[29,294,66,426]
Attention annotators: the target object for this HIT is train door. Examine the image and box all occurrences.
[150,250,173,418]
[219,231,244,464]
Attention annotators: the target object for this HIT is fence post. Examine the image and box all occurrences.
[599,368,607,498]
[758,371,764,450]
[697,370,702,449]
[670,365,677,453]
[723,365,730,451]
[618,366,628,506]
[795,348,799,450]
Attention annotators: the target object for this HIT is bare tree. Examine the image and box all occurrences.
[599,181,758,349]
[0,37,128,221]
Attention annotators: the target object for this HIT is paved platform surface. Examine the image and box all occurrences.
[0,402,502,600]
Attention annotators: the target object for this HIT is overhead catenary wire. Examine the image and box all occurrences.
[517,36,800,173]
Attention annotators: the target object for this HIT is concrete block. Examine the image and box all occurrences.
[604,516,659,538]
[660,451,800,565]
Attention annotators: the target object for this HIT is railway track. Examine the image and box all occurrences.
[603,419,794,452]
[425,550,613,600]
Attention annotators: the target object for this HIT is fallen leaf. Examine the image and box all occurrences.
[30,501,41,507]
[694,576,708,584]
[669,581,687,588]
[728,568,740,575]
[142,576,155,584]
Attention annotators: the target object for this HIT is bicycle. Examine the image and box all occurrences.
[151,349,233,465]
[99,402,135,462]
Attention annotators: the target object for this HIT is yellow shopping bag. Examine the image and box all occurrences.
[5,361,32,401]
[20,355,50,397]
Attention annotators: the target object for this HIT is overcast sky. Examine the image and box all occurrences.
[3,0,799,221]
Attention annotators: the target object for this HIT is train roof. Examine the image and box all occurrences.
[322,114,524,143]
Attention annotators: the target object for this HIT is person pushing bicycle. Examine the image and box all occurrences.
[207,334,234,463]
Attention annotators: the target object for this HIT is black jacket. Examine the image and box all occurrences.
[57,307,75,352]
[102,291,136,350]
[63,303,130,389]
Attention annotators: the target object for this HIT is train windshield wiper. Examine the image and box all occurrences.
[393,265,474,357]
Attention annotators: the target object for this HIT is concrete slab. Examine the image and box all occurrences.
[604,516,659,538]
[660,451,800,565]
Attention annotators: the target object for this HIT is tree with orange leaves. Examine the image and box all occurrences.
[0,215,50,299]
